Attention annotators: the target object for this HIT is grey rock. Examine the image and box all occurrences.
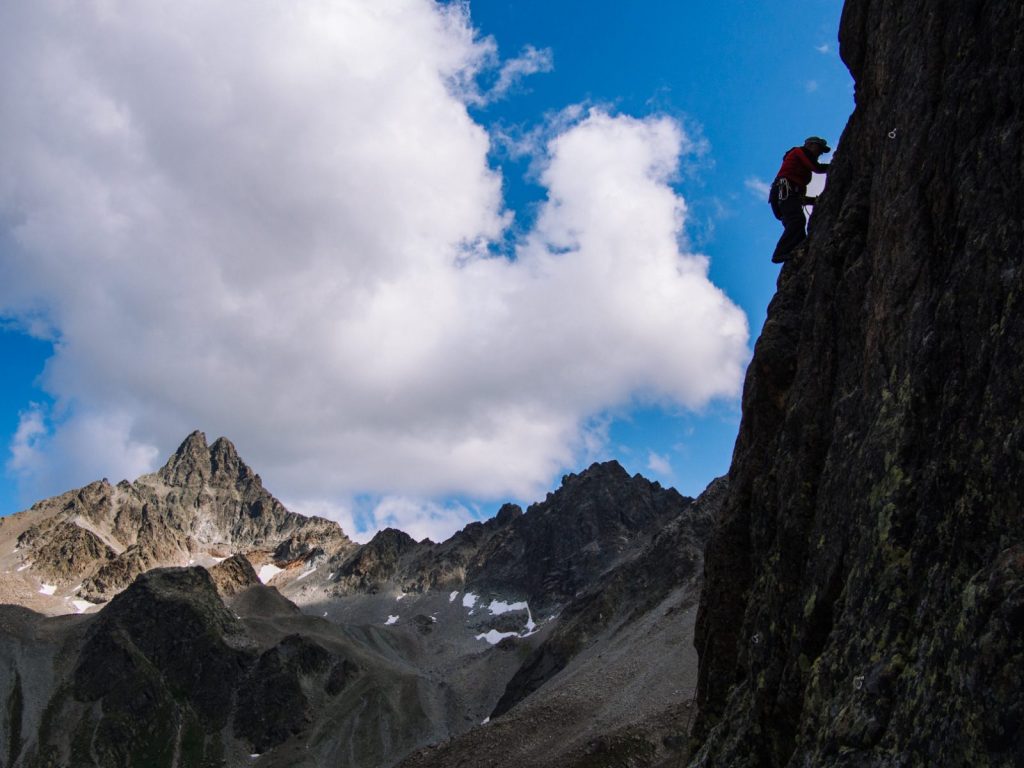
[690,0,1024,765]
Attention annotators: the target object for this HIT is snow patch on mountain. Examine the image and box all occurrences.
[258,564,283,583]
[487,599,528,615]
[476,629,518,644]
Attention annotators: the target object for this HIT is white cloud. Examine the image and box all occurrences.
[0,1,749,529]
[646,450,672,478]
[816,44,831,54]
[807,172,828,197]
[745,177,771,199]
[284,495,474,544]
[284,497,361,543]
[7,405,159,501]
[8,406,47,478]
[368,497,478,543]
[806,80,820,93]
[487,45,554,102]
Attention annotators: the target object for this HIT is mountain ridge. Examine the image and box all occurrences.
[0,437,720,767]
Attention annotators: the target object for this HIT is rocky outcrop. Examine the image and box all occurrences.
[4,431,355,605]
[690,0,1024,765]
[209,553,262,598]
[16,520,117,582]
[332,527,420,593]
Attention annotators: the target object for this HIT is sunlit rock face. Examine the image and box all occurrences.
[0,431,355,608]
[690,0,1024,765]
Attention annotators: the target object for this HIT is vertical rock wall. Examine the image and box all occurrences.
[691,0,1023,765]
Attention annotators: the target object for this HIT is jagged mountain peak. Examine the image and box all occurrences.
[209,435,257,486]
[157,430,253,489]
[559,459,630,487]
[368,527,418,550]
[2,431,354,608]
[528,457,684,530]
[157,429,211,487]
[493,502,523,526]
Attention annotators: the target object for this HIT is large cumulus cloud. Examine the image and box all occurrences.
[0,1,748,541]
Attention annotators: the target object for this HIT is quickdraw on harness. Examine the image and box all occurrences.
[775,177,793,201]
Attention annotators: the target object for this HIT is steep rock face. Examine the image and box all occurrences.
[232,634,361,754]
[391,503,525,593]
[691,1,1023,766]
[17,520,117,582]
[3,431,354,606]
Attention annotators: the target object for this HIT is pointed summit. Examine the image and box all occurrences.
[561,460,630,486]
[209,436,253,486]
[159,430,212,487]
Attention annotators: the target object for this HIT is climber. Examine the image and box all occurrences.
[769,136,831,263]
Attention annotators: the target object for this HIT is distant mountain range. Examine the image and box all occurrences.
[0,431,721,767]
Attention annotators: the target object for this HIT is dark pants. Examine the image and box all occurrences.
[769,179,806,262]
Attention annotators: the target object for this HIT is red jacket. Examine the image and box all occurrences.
[775,147,829,190]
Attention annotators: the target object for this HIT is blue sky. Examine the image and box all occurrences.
[0,1,852,540]
[465,0,852,494]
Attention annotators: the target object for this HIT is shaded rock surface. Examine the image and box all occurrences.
[395,477,726,768]
[492,476,723,720]
[326,461,693,613]
[72,568,252,767]
[0,568,439,768]
[691,0,1024,765]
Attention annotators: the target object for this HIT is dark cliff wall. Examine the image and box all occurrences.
[691,0,1023,766]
